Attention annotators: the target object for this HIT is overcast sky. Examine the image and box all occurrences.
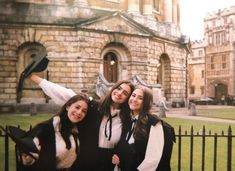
[180,0,235,41]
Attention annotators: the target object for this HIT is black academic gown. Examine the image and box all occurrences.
[17,119,57,171]
[115,114,175,171]
[71,100,104,171]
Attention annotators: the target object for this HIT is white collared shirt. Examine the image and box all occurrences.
[98,108,122,148]
[127,115,139,144]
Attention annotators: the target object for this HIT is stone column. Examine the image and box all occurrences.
[128,0,140,14]
[163,0,172,23]
[143,0,153,15]
[172,0,179,25]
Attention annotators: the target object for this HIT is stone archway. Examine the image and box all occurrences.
[101,42,131,82]
[17,42,48,103]
[215,83,228,101]
[158,53,171,99]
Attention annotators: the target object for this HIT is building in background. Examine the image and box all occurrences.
[190,5,235,104]
[188,40,206,102]
[0,0,189,113]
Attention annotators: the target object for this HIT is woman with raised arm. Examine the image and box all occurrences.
[29,74,135,171]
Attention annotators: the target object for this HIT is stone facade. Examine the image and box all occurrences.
[0,0,189,113]
[188,40,206,101]
[190,6,235,102]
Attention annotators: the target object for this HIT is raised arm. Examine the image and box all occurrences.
[29,74,77,105]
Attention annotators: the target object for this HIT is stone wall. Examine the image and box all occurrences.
[0,1,189,113]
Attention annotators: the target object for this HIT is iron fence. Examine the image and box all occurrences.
[0,125,234,171]
[176,125,234,171]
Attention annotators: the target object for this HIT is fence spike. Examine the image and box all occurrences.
[191,125,194,135]
[227,125,232,171]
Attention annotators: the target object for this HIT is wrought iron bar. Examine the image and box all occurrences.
[227,126,232,171]
[190,126,194,171]
[201,126,205,171]
[178,125,181,171]
[213,133,217,171]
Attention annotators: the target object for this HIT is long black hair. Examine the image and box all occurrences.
[56,93,89,149]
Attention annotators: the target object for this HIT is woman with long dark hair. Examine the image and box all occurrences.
[16,94,89,171]
[112,85,175,171]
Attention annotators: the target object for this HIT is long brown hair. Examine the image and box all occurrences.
[57,93,89,149]
[99,80,135,118]
[133,86,153,140]
[99,80,134,140]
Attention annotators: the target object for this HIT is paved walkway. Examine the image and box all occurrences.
[163,106,235,124]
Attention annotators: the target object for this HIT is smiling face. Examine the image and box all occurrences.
[67,100,88,124]
[111,83,132,105]
[128,88,144,115]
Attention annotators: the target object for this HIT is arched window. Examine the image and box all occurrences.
[103,52,118,83]
[17,42,47,103]
[157,53,171,99]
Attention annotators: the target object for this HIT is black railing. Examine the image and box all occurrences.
[0,125,234,171]
[176,125,234,171]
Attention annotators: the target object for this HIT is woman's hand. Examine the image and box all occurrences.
[29,74,43,84]
[112,154,120,165]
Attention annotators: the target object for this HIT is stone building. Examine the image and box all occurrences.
[0,0,189,113]
[188,40,206,101]
[190,6,235,102]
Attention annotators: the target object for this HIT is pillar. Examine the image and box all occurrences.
[163,0,172,23]
[128,0,140,14]
[143,0,153,15]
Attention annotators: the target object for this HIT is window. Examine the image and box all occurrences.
[221,32,225,44]
[190,86,195,94]
[200,86,204,95]
[211,56,215,70]
[224,17,227,24]
[198,50,203,56]
[213,21,216,26]
[201,70,204,78]
[215,32,220,45]
[222,55,226,69]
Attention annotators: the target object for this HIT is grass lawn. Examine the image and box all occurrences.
[163,117,235,171]
[196,105,235,120]
[0,113,235,171]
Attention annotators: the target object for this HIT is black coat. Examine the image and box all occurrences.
[71,100,104,171]
[17,119,57,171]
[115,114,175,171]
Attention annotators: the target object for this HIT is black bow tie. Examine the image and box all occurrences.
[131,118,137,123]
[126,118,137,141]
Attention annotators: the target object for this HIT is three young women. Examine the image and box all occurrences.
[29,74,135,171]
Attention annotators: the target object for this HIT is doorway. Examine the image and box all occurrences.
[103,52,118,83]
[215,83,228,101]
